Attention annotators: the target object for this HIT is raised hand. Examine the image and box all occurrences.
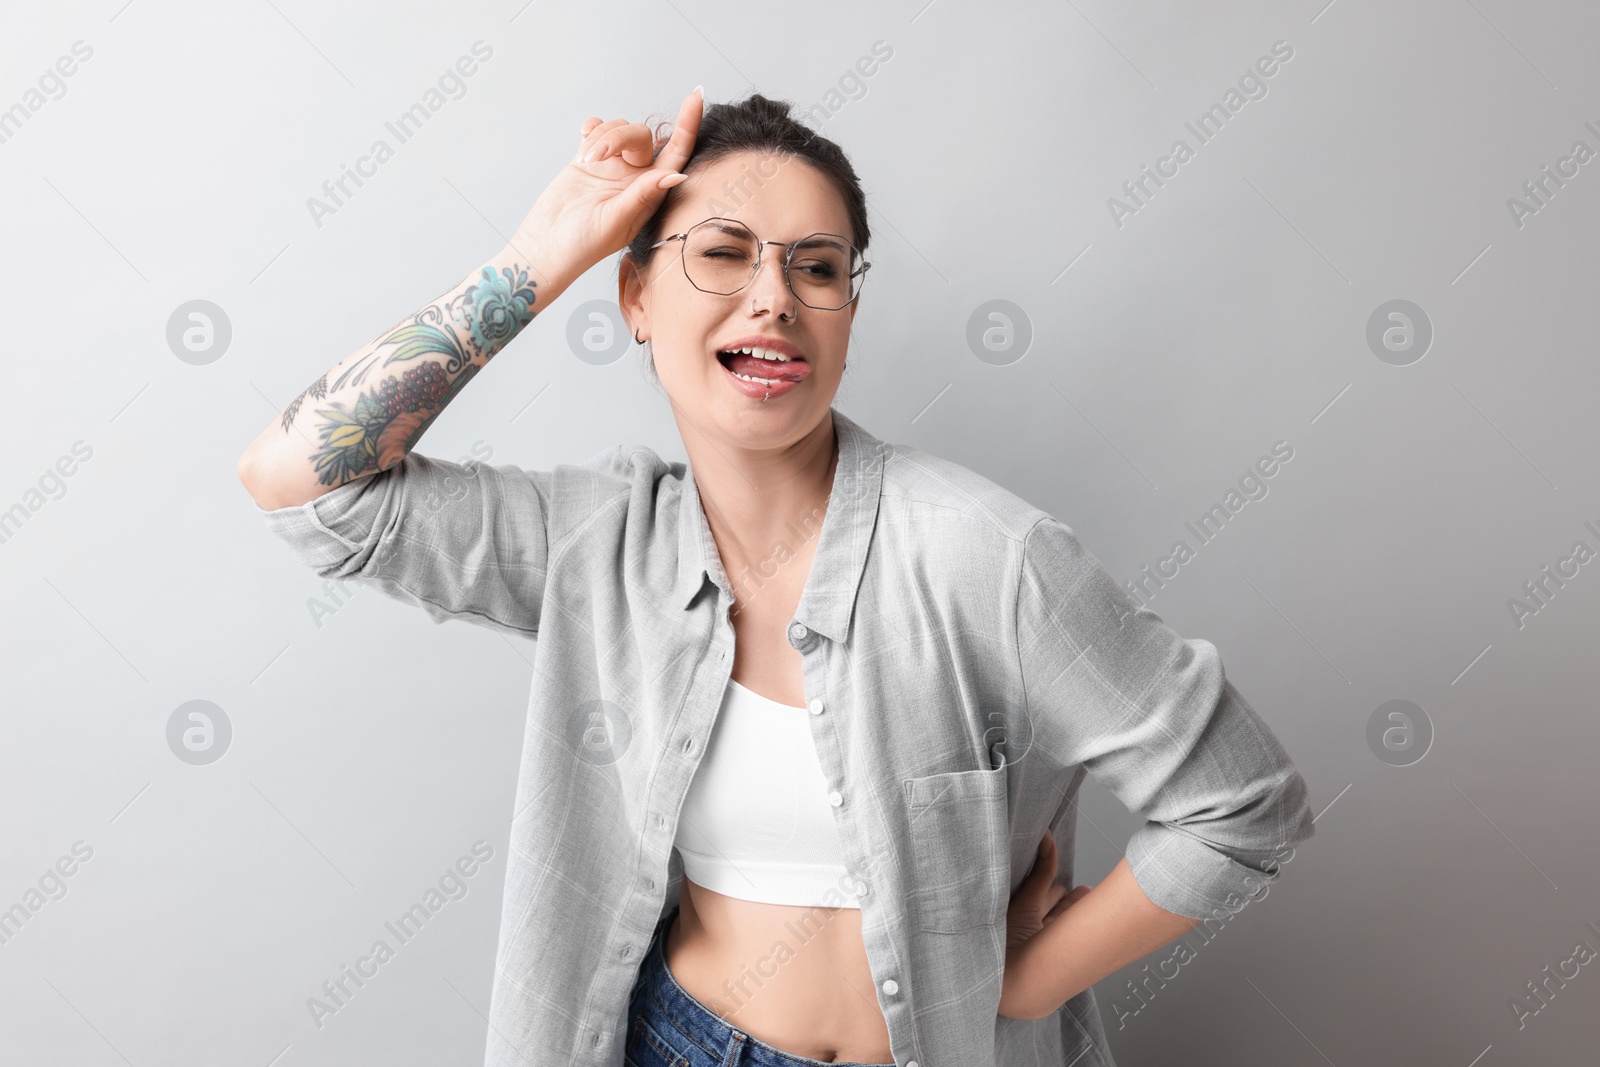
[510,87,704,281]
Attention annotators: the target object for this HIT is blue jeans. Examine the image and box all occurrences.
[625,908,896,1067]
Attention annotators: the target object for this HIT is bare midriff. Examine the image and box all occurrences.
[664,879,894,1064]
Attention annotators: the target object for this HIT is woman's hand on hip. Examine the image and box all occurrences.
[999,833,1091,1020]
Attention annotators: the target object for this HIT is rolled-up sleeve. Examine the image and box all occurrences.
[256,452,555,638]
[1014,516,1315,920]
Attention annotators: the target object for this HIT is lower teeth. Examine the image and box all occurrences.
[731,371,779,384]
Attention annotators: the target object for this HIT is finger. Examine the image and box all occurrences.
[1024,834,1048,875]
[603,121,660,166]
[1030,833,1056,871]
[1022,837,1056,892]
[577,118,630,162]
[611,166,689,234]
[579,116,604,138]
[651,86,704,176]
[1039,886,1086,926]
[580,125,629,163]
[1047,887,1088,918]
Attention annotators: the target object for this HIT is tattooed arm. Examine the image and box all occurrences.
[237,243,572,511]
[240,89,703,511]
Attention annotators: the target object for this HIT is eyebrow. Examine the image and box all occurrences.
[793,235,849,253]
[695,222,851,251]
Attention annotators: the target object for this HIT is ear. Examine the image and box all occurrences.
[617,253,648,339]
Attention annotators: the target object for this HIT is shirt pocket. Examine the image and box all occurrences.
[900,764,1010,934]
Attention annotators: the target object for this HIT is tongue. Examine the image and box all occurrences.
[725,353,803,381]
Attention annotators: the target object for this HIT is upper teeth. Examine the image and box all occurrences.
[724,346,792,362]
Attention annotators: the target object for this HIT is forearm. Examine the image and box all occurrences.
[238,238,574,511]
[1002,855,1201,1021]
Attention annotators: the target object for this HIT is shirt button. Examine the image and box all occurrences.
[789,621,809,643]
[907,1061,918,1067]
[808,698,824,715]
[881,978,899,995]
[828,790,843,807]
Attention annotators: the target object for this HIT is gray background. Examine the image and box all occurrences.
[2,0,1596,1064]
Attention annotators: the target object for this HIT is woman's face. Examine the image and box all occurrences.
[621,150,861,453]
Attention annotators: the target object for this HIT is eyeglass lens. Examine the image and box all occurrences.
[682,219,862,309]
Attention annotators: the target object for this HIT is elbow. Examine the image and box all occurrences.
[236,446,263,500]
[1221,760,1317,852]
[236,445,257,491]
[237,446,293,511]
[1273,768,1317,848]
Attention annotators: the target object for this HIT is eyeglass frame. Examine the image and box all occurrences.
[647,217,871,311]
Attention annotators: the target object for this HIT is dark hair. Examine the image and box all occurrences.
[622,92,870,383]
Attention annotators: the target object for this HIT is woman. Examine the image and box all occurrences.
[240,88,1315,1067]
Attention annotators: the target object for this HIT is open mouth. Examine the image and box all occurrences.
[715,347,809,385]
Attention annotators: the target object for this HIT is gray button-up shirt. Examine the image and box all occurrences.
[257,407,1315,1067]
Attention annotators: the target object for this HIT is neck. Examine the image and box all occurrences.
[681,409,839,592]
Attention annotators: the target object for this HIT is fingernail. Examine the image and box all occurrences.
[692,84,703,97]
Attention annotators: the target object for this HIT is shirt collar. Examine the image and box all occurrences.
[675,407,886,644]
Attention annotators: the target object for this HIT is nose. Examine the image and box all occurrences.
[748,244,798,317]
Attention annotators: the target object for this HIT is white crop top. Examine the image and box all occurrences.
[673,679,862,908]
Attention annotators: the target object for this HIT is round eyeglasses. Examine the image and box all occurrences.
[648,218,870,311]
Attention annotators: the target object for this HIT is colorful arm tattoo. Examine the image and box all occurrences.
[285,264,538,486]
